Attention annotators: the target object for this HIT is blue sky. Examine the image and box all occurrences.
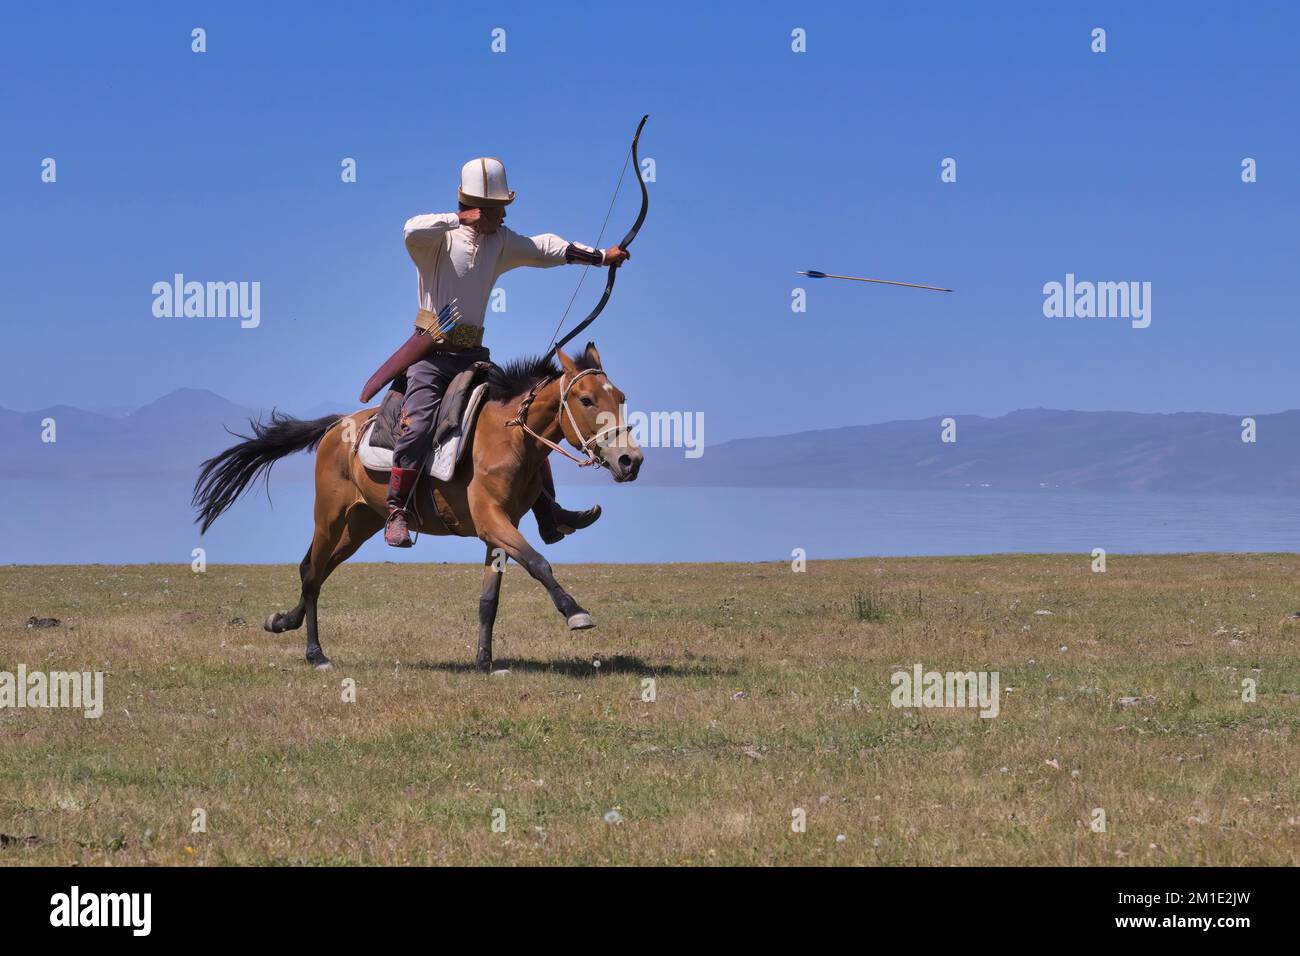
[3,1,1297,441]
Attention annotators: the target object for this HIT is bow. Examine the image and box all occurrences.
[544,114,650,363]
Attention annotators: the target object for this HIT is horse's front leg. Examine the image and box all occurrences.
[476,510,594,630]
[477,544,504,672]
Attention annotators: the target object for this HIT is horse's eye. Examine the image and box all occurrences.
[580,396,595,407]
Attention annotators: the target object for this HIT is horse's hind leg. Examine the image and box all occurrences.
[263,546,315,635]
[266,502,382,668]
[477,545,505,672]
[304,505,383,668]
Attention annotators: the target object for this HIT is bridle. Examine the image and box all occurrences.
[506,368,630,469]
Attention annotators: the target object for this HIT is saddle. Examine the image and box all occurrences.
[356,361,492,481]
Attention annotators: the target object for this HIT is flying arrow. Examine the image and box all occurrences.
[798,270,952,293]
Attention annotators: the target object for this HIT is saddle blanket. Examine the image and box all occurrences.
[356,381,490,481]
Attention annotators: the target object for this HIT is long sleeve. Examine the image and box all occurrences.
[403,213,461,263]
[498,226,571,272]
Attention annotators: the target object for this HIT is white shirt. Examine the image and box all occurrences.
[403,213,573,329]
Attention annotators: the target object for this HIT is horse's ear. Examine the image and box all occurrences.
[581,342,602,369]
[556,349,578,374]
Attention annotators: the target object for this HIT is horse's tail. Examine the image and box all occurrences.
[193,412,343,533]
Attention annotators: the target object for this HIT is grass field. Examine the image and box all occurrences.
[2,554,1299,866]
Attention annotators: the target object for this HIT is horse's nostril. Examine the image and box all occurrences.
[618,454,633,471]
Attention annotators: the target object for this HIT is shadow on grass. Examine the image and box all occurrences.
[403,654,735,679]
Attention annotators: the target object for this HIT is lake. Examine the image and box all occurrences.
[1,479,1296,565]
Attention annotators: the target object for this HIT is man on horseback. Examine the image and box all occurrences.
[378,157,630,548]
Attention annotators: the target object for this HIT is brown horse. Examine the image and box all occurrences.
[192,343,642,671]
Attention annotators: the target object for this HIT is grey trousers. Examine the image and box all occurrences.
[391,346,489,471]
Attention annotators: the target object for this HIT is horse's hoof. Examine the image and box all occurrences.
[307,650,333,669]
[567,612,595,630]
[264,613,281,633]
[312,659,334,671]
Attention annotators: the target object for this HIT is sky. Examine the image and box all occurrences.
[2,0,1297,442]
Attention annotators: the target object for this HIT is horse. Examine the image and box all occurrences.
[192,342,642,672]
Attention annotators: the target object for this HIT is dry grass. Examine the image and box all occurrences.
[1,553,1299,866]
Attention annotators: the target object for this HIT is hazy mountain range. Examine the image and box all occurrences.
[610,408,1300,496]
[0,389,340,482]
[3,389,1298,496]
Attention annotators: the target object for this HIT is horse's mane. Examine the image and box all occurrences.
[487,355,558,401]
[486,345,600,402]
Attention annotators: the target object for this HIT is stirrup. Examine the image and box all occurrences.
[384,509,413,548]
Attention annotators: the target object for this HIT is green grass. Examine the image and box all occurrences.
[1,554,1298,865]
[851,588,891,622]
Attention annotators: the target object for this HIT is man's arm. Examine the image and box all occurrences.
[403,213,460,260]
[499,228,630,272]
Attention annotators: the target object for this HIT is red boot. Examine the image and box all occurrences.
[384,467,419,547]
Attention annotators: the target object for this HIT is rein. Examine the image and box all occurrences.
[506,368,628,469]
